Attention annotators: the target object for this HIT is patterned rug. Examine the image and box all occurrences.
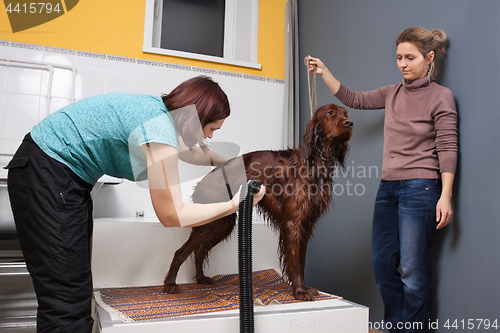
[94,269,339,322]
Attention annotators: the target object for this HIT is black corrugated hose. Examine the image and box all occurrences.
[238,178,262,333]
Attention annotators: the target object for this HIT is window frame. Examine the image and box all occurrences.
[142,0,261,69]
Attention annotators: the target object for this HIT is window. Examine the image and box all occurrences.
[143,0,260,69]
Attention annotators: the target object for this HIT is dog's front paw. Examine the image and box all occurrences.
[293,286,319,301]
[196,275,214,285]
[163,283,180,294]
[306,286,320,296]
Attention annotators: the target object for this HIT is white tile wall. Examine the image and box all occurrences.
[105,59,136,94]
[134,63,165,96]
[42,53,77,99]
[0,64,7,92]
[0,92,4,141]
[216,73,243,117]
[7,45,44,62]
[162,67,194,96]
[241,77,268,120]
[5,66,43,95]
[0,45,8,57]
[3,93,40,141]
[75,65,106,99]
[0,42,286,220]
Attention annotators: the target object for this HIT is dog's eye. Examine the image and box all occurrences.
[328,110,335,115]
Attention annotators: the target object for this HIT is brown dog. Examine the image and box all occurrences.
[163,103,353,301]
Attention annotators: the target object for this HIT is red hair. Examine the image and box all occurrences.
[162,76,230,150]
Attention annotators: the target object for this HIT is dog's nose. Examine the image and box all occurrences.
[343,119,353,128]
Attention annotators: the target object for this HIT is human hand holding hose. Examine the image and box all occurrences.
[232,184,266,208]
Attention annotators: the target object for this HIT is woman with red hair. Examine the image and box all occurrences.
[6,75,264,333]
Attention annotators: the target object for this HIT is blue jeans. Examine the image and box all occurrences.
[372,179,441,333]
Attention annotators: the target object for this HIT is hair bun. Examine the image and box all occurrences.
[431,29,447,43]
[430,29,448,57]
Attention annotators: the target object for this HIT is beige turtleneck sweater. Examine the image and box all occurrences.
[335,74,458,180]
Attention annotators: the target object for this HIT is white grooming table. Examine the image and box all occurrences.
[91,218,368,332]
[94,295,368,333]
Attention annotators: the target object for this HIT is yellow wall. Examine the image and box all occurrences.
[0,0,287,80]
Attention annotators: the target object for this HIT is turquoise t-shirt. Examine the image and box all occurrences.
[31,93,179,185]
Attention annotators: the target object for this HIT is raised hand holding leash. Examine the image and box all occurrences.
[304,56,317,118]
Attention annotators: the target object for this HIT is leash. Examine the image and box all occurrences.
[304,56,317,118]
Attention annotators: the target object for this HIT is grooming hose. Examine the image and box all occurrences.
[238,178,262,333]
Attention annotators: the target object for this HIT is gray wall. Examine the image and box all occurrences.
[298,0,500,331]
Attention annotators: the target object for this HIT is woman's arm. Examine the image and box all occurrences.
[434,89,457,230]
[177,136,227,166]
[436,172,454,229]
[306,55,386,110]
[141,142,264,228]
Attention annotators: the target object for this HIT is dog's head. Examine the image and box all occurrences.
[300,103,353,167]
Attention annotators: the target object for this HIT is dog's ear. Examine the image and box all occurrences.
[300,113,321,163]
[300,124,312,163]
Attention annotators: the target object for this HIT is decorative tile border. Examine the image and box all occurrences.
[267,77,285,84]
[217,70,243,78]
[9,41,44,50]
[45,46,76,55]
[137,59,165,67]
[75,50,107,60]
[192,67,218,75]
[165,63,191,71]
[0,40,284,84]
[242,73,267,82]
[107,55,137,63]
